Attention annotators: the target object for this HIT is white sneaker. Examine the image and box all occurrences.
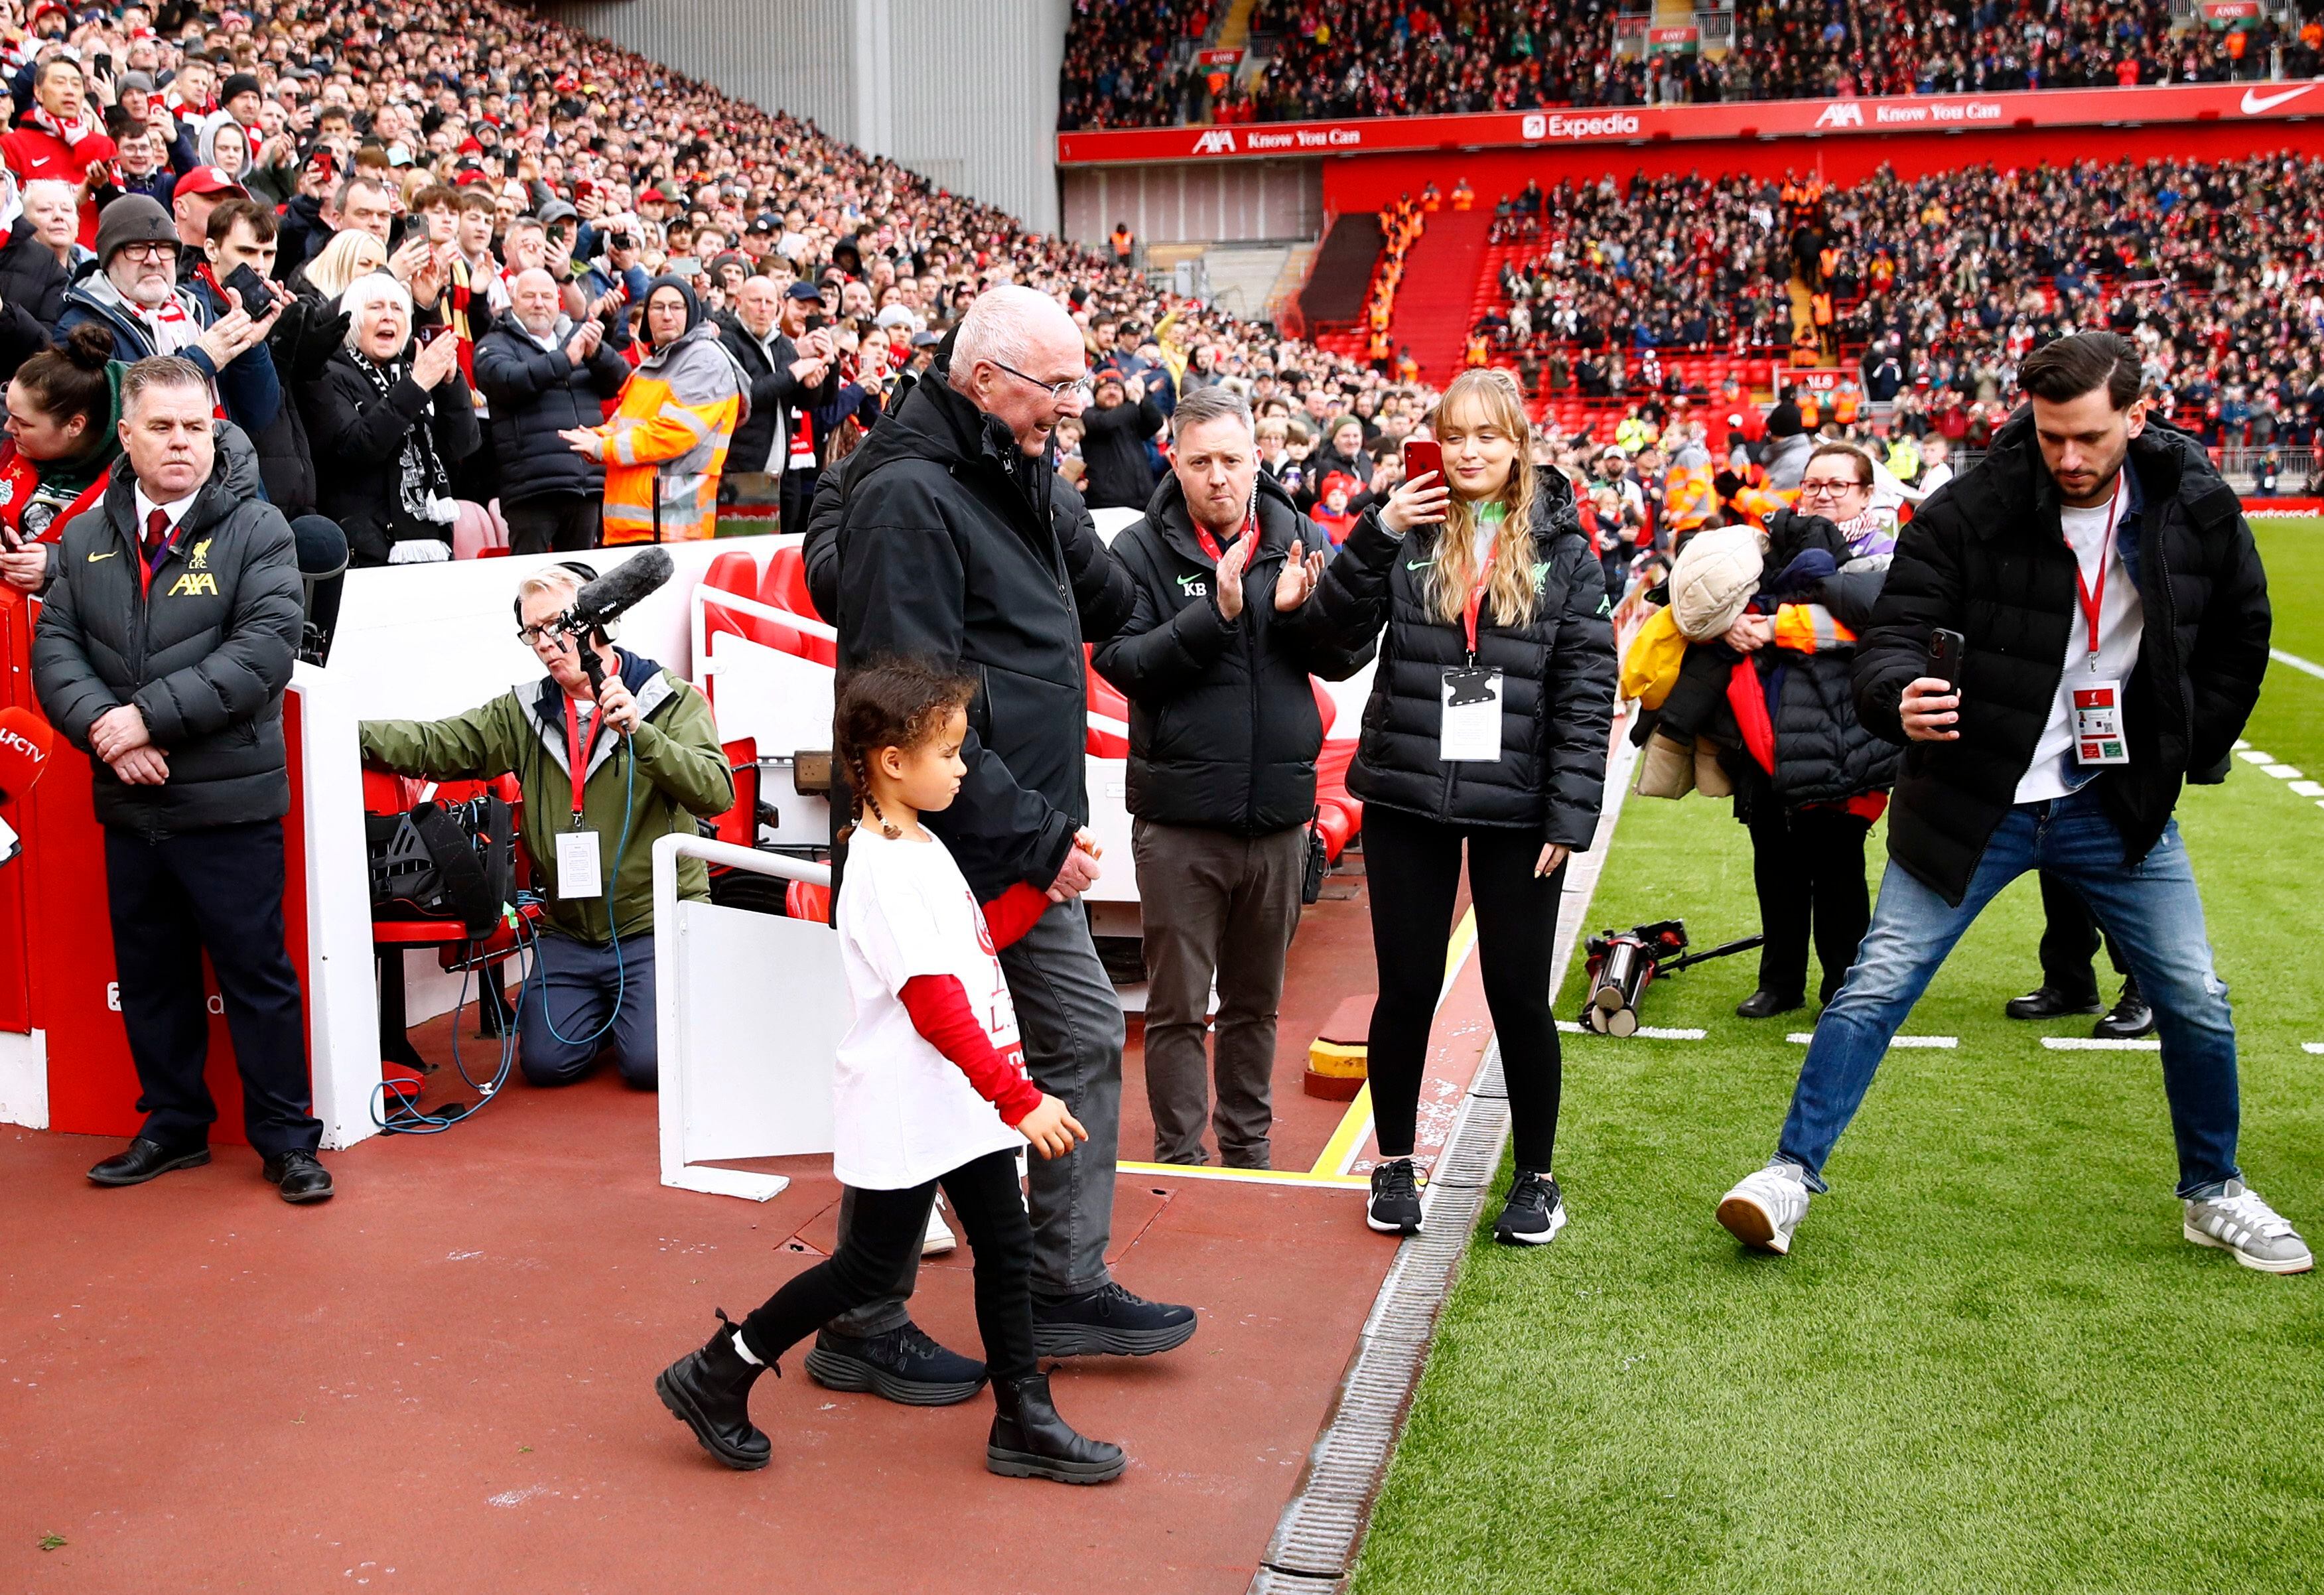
[2183,1181,2313,1275]
[922,1193,957,1257]
[1717,1163,1811,1255]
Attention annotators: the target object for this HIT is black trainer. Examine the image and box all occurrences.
[1032,1283,1198,1357]
[2094,979,2155,1040]
[88,1137,210,1187]
[655,1310,771,1471]
[1367,1157,1424,1235]
[2004,985,2104,1020]
[803,1322,986,1406]
[986,1372,1125,1485]
[1492,1170,1567,1246]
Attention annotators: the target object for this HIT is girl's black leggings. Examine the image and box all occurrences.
[738,1147,1033,1387]
[1363,804,1566,1174]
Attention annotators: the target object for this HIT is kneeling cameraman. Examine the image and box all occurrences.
[358,563,732,1089]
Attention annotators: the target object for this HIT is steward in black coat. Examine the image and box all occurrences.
[1310,464,1618,849]
[1093,468,1372,835]
[30,437,303,837]
[1854,410,2270,905]
[822,364,1136,897]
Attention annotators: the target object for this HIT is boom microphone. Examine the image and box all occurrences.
[563,547,675,639]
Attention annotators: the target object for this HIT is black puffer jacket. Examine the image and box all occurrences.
[1079,389,1164,510]
[1311,467,1619,845]
[825,366,1137,897]
[1856,411,2270,904]
[470,311,632,504]
[1093,470,1374,835]
[0,216,67,326]
[30,447,303,839]
[299,348,482,567]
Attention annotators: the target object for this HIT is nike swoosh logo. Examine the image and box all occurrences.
[2242,85,2314,115]
[87,550,117,561]
[1405,558,1432,570]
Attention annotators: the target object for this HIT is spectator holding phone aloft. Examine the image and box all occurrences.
[1308,367,1617,1247]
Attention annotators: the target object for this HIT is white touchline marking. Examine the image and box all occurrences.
[1555,1020,1706,1040]
[2233,738,2251,750]
[1785,1033,1955,1048]
[2041,1036,2161,1051]
[2263,764,2303,780]
[2302,1042,2324,1056]
[2291,780,2324,798]
[2268,647,2324,683]
[2236,748,2274,764]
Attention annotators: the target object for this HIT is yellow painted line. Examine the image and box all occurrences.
[1308,906,1480,1178]
[1117,1160,1369,1190]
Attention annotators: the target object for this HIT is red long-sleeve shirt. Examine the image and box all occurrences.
[894,882,1050,1125]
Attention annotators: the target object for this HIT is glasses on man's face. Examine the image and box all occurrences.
[1797,476,1868,500]
[991,360,1093,405]
[516,621,567,648]
[118,243,176,264]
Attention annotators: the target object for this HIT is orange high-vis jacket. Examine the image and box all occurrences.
[596,321,746,544]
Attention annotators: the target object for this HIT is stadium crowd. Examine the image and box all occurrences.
[1059,0,2324,129]
[0,0,1429,571]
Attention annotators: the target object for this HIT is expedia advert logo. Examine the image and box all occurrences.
[1523,111,1642,141]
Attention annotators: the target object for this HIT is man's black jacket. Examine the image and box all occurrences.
[812,368,1135,897]
[31,447,304,839]
[1854,411,2270,904]
[471,310,632,504]
[1093,469,1373,835]
[1079,389,1164,510]
[716,311,836,476]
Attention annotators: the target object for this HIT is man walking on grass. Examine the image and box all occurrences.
[1714,332,2305,1274]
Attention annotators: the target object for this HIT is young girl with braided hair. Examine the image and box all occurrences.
[653,658,1126,1484]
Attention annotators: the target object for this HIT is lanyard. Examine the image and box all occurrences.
[1460,530,1499,661]
[2071,472,2124,672]
[1194,502,1257,565]
[562,693,597,823]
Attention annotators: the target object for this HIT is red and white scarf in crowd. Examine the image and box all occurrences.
[27,101,103,149]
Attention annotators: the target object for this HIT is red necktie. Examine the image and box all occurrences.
[143,506,172,563]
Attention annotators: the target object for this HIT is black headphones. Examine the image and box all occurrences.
[513,560,600,624]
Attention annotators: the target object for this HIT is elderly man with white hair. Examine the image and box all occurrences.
[297,270,480,567]
[797,284,1197,1410]
[472,266,633,554]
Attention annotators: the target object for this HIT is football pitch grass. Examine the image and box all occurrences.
[1350,519,2324,1594]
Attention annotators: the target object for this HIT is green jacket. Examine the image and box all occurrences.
[358,650,732,943]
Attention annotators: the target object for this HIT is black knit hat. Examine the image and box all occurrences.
[221,72,263,105]
[92,195,178,265]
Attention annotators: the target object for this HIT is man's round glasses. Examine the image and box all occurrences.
[991,359,1092,404]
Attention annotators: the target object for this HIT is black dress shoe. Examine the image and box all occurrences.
[2094,980,2155,1040]
[986,1372,1125,1484]
[261,1149,334,1204]
[655,1310,771,1470]
[2004,985,2105,1021]
[1032,1283,1198,1358]
[88,1137,210,1187]
[803,1322,986,1406]
[1735,989,1805,1020]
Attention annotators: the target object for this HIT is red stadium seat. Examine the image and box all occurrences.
[757,555,835,665]
[786,880,832,924]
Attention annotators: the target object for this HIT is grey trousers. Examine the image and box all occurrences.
[829,895,1125,1335]
[1133,819,1306,1168]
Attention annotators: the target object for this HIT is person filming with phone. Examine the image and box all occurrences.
[1308,368,1617,1247]
[1712,332,2302,1274]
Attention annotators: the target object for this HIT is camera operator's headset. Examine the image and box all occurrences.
[511,559,641,1052]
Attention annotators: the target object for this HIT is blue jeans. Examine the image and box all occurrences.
[1775,786,2240,1198]
[518,931,658,1089]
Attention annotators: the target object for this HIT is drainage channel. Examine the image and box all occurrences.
[1248,721,1641,1594]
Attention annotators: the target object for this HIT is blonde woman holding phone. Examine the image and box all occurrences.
[1310,369,1617,1244]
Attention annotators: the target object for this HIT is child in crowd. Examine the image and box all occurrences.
[653,660,1125,1485]
[1312,470,1361,545]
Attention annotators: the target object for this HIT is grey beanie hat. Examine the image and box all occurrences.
[92,194,179,265]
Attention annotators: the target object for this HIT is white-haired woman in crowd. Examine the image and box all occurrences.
[297,271,480,567]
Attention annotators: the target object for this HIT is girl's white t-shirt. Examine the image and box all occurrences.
[831,826,1029,1189]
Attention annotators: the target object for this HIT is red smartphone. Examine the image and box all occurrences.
[415,323,449,347]
[1402,438,1443,486]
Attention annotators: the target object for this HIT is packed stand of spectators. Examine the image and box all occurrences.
[0,0,1434,585]
[1057,0,1216,131]
[1065,0,2324,128]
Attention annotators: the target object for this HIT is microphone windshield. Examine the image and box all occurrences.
[0,705,56,804]
[570,547,675,628]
